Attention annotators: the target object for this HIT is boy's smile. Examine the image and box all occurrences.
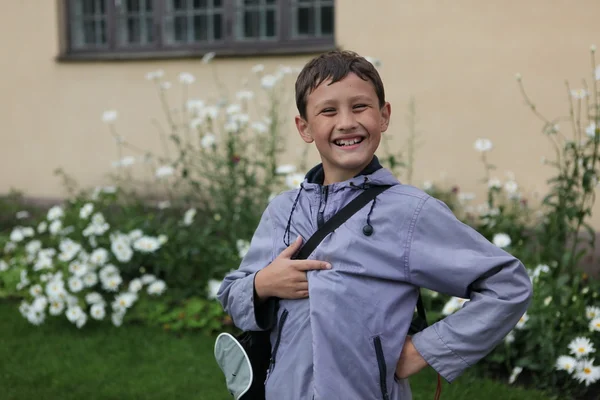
[295,72,391,185]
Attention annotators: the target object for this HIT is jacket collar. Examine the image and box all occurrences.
[304,156,383,185]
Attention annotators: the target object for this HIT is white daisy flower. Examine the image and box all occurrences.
[226,103,242,115]
[504,181,519,197]
[83,272,98,287]
[251,64,265,73]
[49,300,65,316]
[158,235,168,245]
[47,206,64,221]
[37,221,47,233]
[66,306,83,323]
[207,279,222,299]
[25,240,42,255]
[202,106,219,120]
[0,260,8,272]
[487,178,502,189]
[261,74,278,89]
[286,173,305,189]
[115,292,138,309]
[16,210,30,219]
[102,275,123,292]
[76,313,87,328]
[145,69,164,81]
[90,248,109,266]
[504,331,516,344]
[201,51,215,63]
[183,208,196,226]
[515,313,529,330]
[251,121,268,134]
[99,265,119,281]
[21,227,34,237]
[276,165,296,175]
[90,303,106,320]
[492,233,511,248]
[141,274,157,284]
[9,228,24,242]
[474,138,493,152]
[155,165,175,179]
[128,230,143,241]
[31,296,48,312]
[26,309,45,325]
[49,220,63,235]
[68,260,88,278]
[133,237,161,253]
[179,72,195,85]
[589,317,600,333]
[236,90,255,101]
[236,240,250,259]
[68,277,84,293]
[79,203,94,219]
[568,337,596,358]
[85,292,104,305]
[45,280,66,301]
[29,284,43,297]
[574,359,600,386]
[586,306,600,320]
[157,200,171,210]
[101,110,118,123]
[571,89,589,99]
[508,366,523,384]
[201,134,216,149]
[147,280,167,295]
[128,279,143,293]
[112,312,124,327]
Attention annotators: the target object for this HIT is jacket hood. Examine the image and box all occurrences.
[301,155,400,192]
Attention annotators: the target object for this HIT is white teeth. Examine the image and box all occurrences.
[335,138,362,146]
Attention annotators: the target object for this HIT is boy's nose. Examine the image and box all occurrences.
[336,110,358,131]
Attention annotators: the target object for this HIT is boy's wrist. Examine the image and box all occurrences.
[254,269,271,301]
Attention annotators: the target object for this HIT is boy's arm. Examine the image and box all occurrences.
[407,197,533,382]
[217,206,278,332]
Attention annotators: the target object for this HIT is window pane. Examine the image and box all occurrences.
[237,0,278,40]
[117,0,154,46]
[243,10,260,38]
[70,0,108,50]
[266,9,275,37]
[213,13,222,39]
[296,6,313,35]
[126,0,140,12]
[193,15,208,41]
[321,5,333,35]
[164,0,223,44]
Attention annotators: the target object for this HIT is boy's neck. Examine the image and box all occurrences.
[305,156,382,186]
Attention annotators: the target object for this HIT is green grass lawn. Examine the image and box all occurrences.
[0,300,552,400]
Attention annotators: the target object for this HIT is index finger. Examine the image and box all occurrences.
[293,261,332,271]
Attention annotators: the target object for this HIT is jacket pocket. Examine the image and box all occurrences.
[267,309,289,380]
[373,336,390,400]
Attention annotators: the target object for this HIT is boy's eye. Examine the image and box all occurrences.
[321,108,336,114]
[354,104,367,109]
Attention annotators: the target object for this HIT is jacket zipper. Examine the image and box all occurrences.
[268,309,289,374]
[373,337,390,400]
[317,185,329,228]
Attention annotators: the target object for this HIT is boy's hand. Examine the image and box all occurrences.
[254,236,331,300]
[395,336,428,379]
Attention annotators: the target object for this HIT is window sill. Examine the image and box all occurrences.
[56,43,339,63]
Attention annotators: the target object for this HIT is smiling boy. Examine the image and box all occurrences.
[218,51,533,400]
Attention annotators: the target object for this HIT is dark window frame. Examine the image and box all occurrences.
[58,0,336,61]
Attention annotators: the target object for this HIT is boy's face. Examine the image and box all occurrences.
[295,72,391,185]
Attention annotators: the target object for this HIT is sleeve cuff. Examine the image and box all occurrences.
[252,272,277,330]
[411,324,471,383]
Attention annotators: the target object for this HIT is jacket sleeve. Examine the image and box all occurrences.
[217,206,278,332]
[408,196,533,382]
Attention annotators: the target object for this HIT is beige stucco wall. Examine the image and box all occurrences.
[2,0,600,227]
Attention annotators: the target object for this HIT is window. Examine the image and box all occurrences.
[61,0,335,59]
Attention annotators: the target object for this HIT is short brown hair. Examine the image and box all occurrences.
[295,50,386,120]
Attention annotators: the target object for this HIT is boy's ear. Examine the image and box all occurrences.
[380,102,392,133]
[295,115,314,143]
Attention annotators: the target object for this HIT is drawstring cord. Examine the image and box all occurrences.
[283,184,304,246]
[350,177,377,236]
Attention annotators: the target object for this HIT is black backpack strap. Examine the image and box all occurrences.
[293,185,392,261]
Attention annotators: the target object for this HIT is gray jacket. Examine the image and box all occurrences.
[218,157,533,400]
